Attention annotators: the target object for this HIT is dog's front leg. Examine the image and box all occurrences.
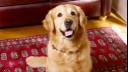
[26,56,47,68]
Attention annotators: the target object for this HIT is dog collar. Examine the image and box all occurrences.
[52,45,77,54]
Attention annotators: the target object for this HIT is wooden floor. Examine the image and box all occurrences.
[0,13,127,40]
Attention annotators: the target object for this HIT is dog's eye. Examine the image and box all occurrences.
[57,13,62,17]
[71,12,75,16]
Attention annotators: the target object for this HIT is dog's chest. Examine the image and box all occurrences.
[48,51,85,72]
[50,47,81,64]
[48,42,85,64]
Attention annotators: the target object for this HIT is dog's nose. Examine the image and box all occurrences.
[64,19,73,28]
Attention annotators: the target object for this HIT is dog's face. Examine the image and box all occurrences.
[43,4,87,39]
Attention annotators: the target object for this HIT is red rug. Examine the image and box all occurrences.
[0,27,127,72]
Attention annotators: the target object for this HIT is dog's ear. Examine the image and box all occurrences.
[75,6,87,28]
[43,10,54,31]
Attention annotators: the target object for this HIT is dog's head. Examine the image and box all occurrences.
[43,4,87,39]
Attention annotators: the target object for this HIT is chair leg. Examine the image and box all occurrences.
[99,16,107,21]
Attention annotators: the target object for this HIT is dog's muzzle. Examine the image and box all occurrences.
[60,19,74,38]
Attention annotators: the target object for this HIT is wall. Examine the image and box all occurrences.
[112,0,127,22]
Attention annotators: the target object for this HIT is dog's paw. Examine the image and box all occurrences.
[26,56,46,68]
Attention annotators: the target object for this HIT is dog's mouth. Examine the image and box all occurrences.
[60,28,74,38]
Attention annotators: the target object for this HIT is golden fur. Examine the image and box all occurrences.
[26,4,92,72]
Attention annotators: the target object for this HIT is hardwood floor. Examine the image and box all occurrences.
[0,12,127,40]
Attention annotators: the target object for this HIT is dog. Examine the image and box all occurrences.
[26,4,92,72]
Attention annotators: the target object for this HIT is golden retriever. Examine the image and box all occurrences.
[26,4,92,72]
